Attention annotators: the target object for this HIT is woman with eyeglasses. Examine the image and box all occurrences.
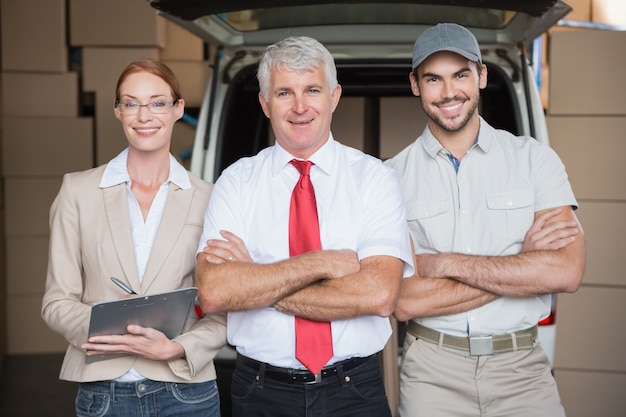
[42,58,225,417]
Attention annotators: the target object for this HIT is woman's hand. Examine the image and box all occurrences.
[81,325,185,361]
[202,230,253,264]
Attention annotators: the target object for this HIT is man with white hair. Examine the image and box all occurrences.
[196,36,414,417]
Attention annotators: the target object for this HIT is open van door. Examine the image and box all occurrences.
[149,0,572,181]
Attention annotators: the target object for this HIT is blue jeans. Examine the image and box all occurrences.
[75,379,220,417]
[231,355,392,417]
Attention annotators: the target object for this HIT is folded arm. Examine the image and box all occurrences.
[394,206,585,321]
[417,206,585,297]
[197,230,403,321]
[275,255,404,321]
[196,230,360,314]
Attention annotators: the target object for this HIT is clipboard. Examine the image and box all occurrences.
[86,287,198,363]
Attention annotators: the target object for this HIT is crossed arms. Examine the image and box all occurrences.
[196,206,584,323]
[195,230,405,321]
[394,206,586,321]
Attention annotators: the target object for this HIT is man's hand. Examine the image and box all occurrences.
[202,230,359,279]
[196,230,361,314]
[416,206,581,280]
[522,207,580,252]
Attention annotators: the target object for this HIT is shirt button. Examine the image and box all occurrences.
[465,247,472,253]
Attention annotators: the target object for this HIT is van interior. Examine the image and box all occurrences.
[213,61,519,178]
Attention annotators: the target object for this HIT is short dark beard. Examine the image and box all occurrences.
[419,95,479,133]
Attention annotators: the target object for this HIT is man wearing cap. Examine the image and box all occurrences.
[385,23,586,416]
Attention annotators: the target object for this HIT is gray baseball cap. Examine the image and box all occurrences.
[412,23,482,70]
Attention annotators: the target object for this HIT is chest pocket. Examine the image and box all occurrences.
[406,199,453,252]
[486,189,534,241]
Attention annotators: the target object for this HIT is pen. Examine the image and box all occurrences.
[111,277,137,295]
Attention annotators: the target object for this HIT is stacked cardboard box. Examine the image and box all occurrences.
[547,28,626,417]
[1,0,93,353]
[591,0,626,26]
[0,0,210,354]
[540,0,592,109]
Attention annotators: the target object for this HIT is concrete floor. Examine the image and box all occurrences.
[0,354,234,417]
[0,354,76,416]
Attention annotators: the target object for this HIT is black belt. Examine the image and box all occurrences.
[407,321,537,356]
[236,354,372,384]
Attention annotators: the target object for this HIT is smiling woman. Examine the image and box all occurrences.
[41,58,226,417]
[113,61,185,159]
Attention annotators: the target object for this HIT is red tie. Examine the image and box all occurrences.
[289,159,333,375]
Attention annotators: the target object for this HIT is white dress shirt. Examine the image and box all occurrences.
[198,135,414,368]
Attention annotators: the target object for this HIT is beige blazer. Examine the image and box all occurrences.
[42,164,226,383]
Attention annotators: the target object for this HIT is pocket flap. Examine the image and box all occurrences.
[406,199,449,220]
[486,190,533,210]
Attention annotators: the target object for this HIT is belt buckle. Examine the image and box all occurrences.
[304,372,322,384]
[469,336,494,356]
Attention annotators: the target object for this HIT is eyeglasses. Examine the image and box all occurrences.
[116,99,178,115]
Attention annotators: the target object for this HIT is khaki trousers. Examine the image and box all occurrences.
[399,332,566,417]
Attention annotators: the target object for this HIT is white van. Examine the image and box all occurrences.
[148,0,572,411]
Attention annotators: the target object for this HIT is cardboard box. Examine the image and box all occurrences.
[380,97,427,160]
[573,201,626,287]
[592,0,626,26]
[562,0,592,21]
[69,0,165,47]
[82,47,159,93]
[547,116,626,200]
[162,60,212,108]
[4,177,62,236]
[332,97,365,151]
[2,72,79,117]
[160,20,205,61]
[1,0,68,72]
[555,287,626,371]
[549,30,626,115]
[6,237,49,295]
[2,117,93,176]
[556,370,626,417]
[547,0,592,37]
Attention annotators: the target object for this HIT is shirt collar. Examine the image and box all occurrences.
[422,116,490,158]
[99,148,190,189]
[271,134,335,176]
[474,117,492,152]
